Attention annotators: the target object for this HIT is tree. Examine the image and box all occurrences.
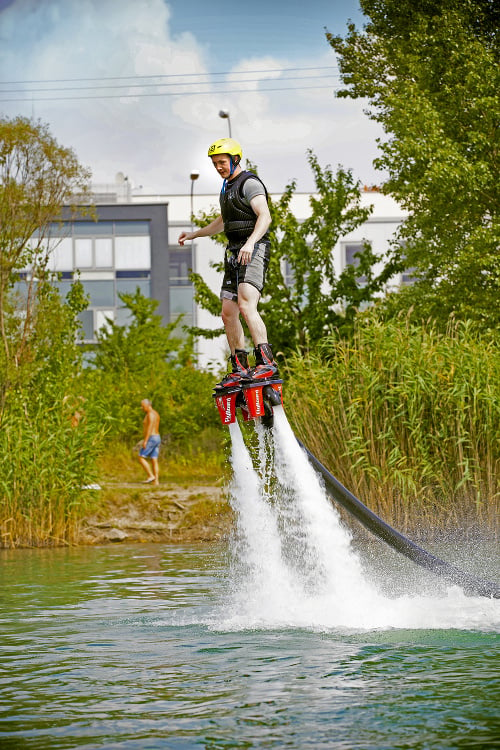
[0,118,108,545]
[92,288,186,376]
[189,151,396,358]
[0,115,92,410]
[327,0,500,331]
[86,289,220,443]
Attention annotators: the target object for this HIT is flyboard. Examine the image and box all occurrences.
[214,377,283,428]
[213,378,500,600]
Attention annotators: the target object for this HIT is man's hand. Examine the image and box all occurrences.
[237,242,255,265]
[178,215,224,246]
[178,231,194,246]
[236,194,271,265]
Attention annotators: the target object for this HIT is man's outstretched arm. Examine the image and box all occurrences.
[179,215,224,245]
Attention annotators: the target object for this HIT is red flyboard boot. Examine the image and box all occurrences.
[246,343,279,381]
[215,349,250,389]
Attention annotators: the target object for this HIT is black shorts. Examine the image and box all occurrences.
[220,241,270,302]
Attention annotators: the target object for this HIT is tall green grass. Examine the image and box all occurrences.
[286,317,499,535]
[0,391,106,547]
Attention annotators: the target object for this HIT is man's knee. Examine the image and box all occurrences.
[238,288,257,313]
[238,297,259,324]
[221,297,239,323]
[221,306,236,327]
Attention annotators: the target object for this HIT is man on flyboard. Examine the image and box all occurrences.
[178,137,279,388]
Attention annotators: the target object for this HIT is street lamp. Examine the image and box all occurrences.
[190,170,200,235]
[218,109,232,138]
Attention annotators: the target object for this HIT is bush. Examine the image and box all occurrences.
[84,288,223,454]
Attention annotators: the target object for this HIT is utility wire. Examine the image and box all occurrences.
[0,83,339,103]
[0,73,340,95]
[0,65,340,86]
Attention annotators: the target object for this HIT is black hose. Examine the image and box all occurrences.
[298,440,500,599]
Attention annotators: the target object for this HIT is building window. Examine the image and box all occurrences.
[76,308,115,341]
[170,286,194,327]
[401,268,418,285]
[44,222,72,239]
[169,247,194,330]
[395,242,417,286]
[95,309,114,333]
[343,242,370,285]
[116,277,151,301]
[95,238,113,268]
[115,236,150,269]
[53,280,73,299]
[114,220,150,236]
[282,258,295,288]
[281,257,309,308]
[169,248,193,286]
[47,238,73,271]
[71,221,114,236]
[74,238,93,268]
[81,280,115,307]
[77,309,94,340]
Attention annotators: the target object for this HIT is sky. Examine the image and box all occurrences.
[0,0,385,196]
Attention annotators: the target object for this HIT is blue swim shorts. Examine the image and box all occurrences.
[139,435,161,459]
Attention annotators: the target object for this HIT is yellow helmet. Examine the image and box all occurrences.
[208,138,242,159]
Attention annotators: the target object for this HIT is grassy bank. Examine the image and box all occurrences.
[78,439,232,546]
[96,434,227,486]
[286,317,499,536]
[0,427,228,548]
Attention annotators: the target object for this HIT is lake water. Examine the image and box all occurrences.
[1,409,499,748]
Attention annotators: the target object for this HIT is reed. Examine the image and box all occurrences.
[0,391,106,548]
[286,317,499,536]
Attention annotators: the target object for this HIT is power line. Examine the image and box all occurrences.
[0,83,339,104]
[0,73,340,95]
[0,65,339,86]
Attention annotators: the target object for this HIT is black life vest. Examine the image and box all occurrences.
[219,170,270,250]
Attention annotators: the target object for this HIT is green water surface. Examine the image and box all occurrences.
[1,543,499,749]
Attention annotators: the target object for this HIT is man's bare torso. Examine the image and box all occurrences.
[143,409,160,438]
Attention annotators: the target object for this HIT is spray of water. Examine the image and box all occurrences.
[219,410,500,632]
[223,421,298,626]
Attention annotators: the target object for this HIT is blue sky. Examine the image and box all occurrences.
[167,0,364,68]
[0,0,383,195]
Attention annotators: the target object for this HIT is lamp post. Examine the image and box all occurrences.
[190,170,199,236]
[218,109,232,138]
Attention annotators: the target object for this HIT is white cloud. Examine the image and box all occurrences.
[0,0,385,194]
